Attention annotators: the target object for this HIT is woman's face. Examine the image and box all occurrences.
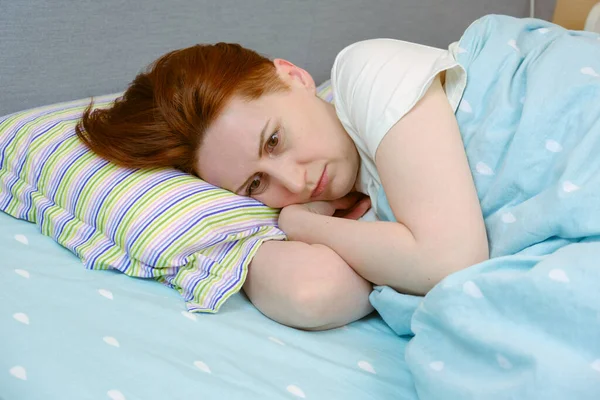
[195,59,360,208]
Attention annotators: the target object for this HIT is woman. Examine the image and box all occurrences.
[76,14,600,330]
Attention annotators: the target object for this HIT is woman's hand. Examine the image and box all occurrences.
[278,192,371,240]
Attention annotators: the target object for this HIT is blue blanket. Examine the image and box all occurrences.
[372,15,600,399]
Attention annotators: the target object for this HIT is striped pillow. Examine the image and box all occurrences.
[0,93,286,313]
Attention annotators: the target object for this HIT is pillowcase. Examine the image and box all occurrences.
[0,93,286,313]
[0,80,334,312]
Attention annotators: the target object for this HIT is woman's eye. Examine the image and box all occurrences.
[247,174,263,195]
[266,131,279,152]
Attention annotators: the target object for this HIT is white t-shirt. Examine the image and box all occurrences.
[330,38,467,221]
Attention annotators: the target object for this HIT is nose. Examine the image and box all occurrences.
[270,160,306,194]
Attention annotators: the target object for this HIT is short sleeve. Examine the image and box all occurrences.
[331,38,465,159]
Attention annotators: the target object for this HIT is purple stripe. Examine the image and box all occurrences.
[17,134,83,218]
[51,213,76,241]
[143,202,261,266]
[63,158,108,213]
[125,185,216,258]
[179,265,208,301]
[84,240,116,270]
[87,168,137,225]
[0,176,14,212]
[46,149,88,200]
[1,96,117,193]
[152,214,273,267]
[70,223,103,255]
[0,174,19,210]
[123,183,214,244]
[207,238,259,309]
[34,197,55,227]
[0,106,82,167]
[137,195,267,256]
[1,111,54,159]
[103,170,184,235]
[182,256,218,301]
[205,240,250,308]
[207,227,284,308]
[104,173,180,238]
[85,239,133,274]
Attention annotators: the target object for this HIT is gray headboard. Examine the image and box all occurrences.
[1,0,556,115]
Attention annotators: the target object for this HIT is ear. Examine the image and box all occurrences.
[273,58,316,94]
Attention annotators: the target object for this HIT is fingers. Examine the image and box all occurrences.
[302,193,371,219]
[341,197,372,220]
[331,192,366,210]
[305,201,337,217]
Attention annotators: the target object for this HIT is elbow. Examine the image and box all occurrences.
[245,242,373,331]
[430,238,490,289]
[287,246,373,331]
[408,238,490,294]
[286,287,336,330]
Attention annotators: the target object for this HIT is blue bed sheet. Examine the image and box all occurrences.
[0,211,416,400]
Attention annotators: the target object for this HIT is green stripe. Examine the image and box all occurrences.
[74,162,120,221]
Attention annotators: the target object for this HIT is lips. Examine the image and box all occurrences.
[311,167,328,199]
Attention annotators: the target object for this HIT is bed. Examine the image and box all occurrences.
[1,1,559,399]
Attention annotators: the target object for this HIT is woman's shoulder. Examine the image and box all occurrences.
[330,37,464,161]
[332,38,448,77]
[331,38,453,104]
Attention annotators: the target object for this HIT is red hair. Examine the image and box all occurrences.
[75,43,289,174]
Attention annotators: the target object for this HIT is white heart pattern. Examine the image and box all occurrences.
[429,361,445,371]
[98,289,114,300]
[103,336,120,347]
[562,181,580,193]
[107,390,126,400]
[14,234,29,245]
[507,39,520,52]
[13,313,29,325]
[537,28,550,34]
[463,281,484,298]
[548,269,570,283]
[194,361,211,374]
[181,311,197,321]
[459,100,473,113]
[581,67,600,77]
[476,162,494,176]
[545,140,563,153]
[286,385,306,398]
[501,212,516,224]
[591,359,600,372]
[14,269,30,278]
[358,360,376,374]
[9,366,27,380]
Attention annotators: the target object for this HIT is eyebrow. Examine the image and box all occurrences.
[235,118,270,195]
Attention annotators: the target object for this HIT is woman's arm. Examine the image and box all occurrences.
[279,76,489,295]
[244,240,374,330]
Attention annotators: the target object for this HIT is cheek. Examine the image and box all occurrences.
[257,189,298,209]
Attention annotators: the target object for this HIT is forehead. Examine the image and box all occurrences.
[196,97,266,191]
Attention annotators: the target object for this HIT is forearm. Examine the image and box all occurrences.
[244,240,374,330]
[279,211,481,295]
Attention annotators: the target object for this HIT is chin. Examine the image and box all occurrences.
[334,181,355,200]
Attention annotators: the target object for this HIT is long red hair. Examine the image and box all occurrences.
[75,43,289,174]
